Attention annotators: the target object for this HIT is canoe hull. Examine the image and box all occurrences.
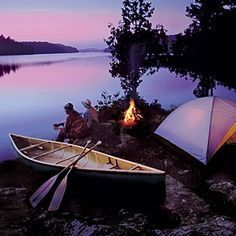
[10,134,166,206]
[18,152,166,205]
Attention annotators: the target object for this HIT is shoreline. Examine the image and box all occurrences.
[1,133,236,234]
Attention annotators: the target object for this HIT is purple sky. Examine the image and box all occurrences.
[0,0,193,49]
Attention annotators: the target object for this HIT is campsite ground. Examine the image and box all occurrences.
[0,110,236,235]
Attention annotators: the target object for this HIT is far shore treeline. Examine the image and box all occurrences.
[0,35,78,55]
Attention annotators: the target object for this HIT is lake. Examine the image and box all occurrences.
[0,52,235,161]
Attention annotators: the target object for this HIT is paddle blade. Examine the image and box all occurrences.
[29,175,58,208]
[48,172,70,211]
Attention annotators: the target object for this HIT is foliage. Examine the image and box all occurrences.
[0,64,20,78]
[168,0,236,95]
[96,91,121,108]
[105,0,168,97]
[95,91,124,122]
[173,0,236,59]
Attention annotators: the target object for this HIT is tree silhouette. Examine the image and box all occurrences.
[105,0,168,98]
[0,64,20,78]
[168,0,236,96]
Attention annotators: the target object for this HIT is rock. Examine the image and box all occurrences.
[74,122,122,150]
[1,117,236,235]
[209,181,235,194]
[177,170,190,175]
[164,175,210,225]
[0,186,29,235]
[69,220,99,235]
[118,133,139,150]
[207,177,236,210]
[0,187,26,196]
[153,216,236,236]
[229,189,236,207]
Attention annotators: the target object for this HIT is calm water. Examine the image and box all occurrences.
[1,52,235,161]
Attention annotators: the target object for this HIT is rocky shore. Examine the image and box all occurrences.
[1,114,236,235]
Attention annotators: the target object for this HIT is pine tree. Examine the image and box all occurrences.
[105,0,168,97]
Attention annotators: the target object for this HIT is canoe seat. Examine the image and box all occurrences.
[20,141,48,152]
[32,146,70,159]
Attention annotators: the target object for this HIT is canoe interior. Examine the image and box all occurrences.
[10,133,166,206]
[10,134,165,174]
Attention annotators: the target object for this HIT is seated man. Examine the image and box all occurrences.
[81,99,99,128]
[53,103,89,143]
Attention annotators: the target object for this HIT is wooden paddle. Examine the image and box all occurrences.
[48,140,102,211]
[29,140,92,208]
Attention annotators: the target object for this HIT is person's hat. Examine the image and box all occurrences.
[81,99,92,108]
[64,103,74,110]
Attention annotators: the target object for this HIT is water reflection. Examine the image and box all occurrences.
[163,56,236,99]
[107,39,235,100]
[0,61,61,78]
[0,64,20,78]
[168,65,217,98]
[0,53,120,161]
[0,52,235,161]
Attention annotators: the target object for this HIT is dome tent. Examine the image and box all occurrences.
[155,97,236,165]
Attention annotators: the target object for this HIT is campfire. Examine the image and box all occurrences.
[121,98,143,127]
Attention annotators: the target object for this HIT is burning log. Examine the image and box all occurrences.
[121,99,143,127]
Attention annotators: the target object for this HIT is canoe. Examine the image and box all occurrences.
[9,133,166,205]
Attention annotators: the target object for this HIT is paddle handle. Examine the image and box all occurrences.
[56,140,91,164]
[69,141,102,168]
[59,141,101,175]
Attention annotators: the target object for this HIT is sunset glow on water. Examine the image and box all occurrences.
[0,52,235,161]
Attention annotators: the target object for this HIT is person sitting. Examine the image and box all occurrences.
[53,102,89,143]
[81,99,99,128]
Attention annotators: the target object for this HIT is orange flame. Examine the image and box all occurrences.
[122,99,143,126]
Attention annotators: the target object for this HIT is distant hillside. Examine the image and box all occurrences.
[0,34,78,56]
[22,41,78,54]
[0,35,33,55]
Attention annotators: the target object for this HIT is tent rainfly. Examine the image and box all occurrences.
[155,96,236,165]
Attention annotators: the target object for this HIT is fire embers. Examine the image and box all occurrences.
[122,99,143,127]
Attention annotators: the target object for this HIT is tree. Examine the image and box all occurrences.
[105,0,168,98]
[170,0,236,93]
[174,0,236,58]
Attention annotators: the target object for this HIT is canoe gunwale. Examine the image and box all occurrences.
[9,133,165,176]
